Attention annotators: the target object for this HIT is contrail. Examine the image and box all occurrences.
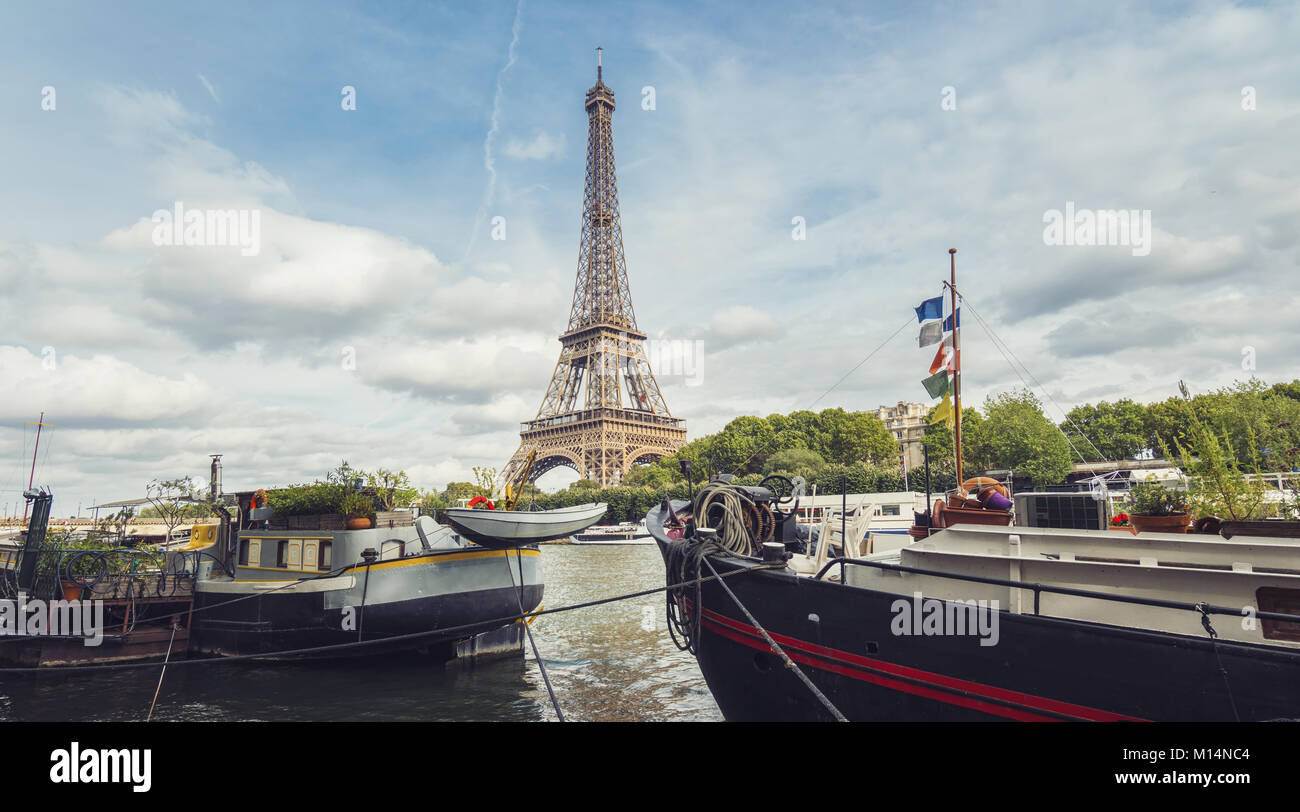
[462,0,525,265]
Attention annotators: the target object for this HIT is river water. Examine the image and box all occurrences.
[0,544,723,722]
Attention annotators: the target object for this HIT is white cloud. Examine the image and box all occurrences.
[196,73,220,103]
[449,393,532,433]
[98,209,446,348]
[504,130,566,161]
[0,347,213,425]
[708,305,783,347]
[356,334,552,402]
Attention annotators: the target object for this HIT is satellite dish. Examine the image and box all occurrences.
[415,515,437,551]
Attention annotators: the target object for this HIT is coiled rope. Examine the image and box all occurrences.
[692,481,777,555]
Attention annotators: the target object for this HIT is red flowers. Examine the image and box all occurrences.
[1110,513,1130,526]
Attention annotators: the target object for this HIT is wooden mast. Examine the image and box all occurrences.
[949,249,963,486]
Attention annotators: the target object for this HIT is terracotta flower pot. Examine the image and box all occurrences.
[1129,513,1191,534]
[347,517,372,530]
[60,580,83,601]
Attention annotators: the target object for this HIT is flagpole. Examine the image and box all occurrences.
[950,248,963,487]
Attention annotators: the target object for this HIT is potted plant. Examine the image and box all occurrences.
[342,492,374,530]
[1127,481,1191,534]
[1170,418,1300,538]
[1109,512,1130,531]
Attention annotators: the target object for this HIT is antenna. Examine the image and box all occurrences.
[596,46,603,81]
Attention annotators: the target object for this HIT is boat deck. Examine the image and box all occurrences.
[841,524,1300,648]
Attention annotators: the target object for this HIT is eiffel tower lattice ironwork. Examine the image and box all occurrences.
[502,50,685,488]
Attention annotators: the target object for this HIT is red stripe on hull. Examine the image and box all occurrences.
[698,606,1147,722]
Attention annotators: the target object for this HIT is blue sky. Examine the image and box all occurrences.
[1,1,1298,513]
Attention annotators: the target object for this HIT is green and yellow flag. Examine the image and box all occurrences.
[928,392,954,429]
[921,370,951,400]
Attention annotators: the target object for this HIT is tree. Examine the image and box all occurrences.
[816,408,899,466]
[1169,405,1270,521]
[367,469,418,511]
[471,466,497,496]
[325,460,363,488]
[920,405,983,491]
[703,415,777,474]
[439,482,479,505]
[967,389,1072,487]
[1271,380,1300,402]
[146,478,206,544]
[416,489,447,512]
[95,506,136,544]
[1061,399,1150,461]
[762,448,827,482]
[810,461,904,494]
[623,463,678,489]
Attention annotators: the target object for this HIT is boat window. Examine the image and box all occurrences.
[275,540,304,569]
[881,504,902,516]
[318,541,332,571]
[238,538,255,566]
[380,539,405,561]
[1257,587,1300,642]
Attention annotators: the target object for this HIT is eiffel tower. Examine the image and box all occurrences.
[502,50,685,487]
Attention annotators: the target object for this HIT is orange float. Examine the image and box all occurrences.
[962,477,1008,498]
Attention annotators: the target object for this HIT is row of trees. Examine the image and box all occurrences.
[1061,379,1300,471]
[425,380,1300,522]
[918,378,1300,493]
[121,377,1300,531]
[624,407,901,487]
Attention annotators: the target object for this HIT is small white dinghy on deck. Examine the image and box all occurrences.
[442,502,608,547]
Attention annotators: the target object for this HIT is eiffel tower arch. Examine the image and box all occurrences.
[503,50,686,488]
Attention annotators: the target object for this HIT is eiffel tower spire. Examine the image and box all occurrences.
[502,51,686,487]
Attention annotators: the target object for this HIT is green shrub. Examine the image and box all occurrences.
[341,492,374,519]
[1129,481,1188,516]
[265,482,349,516]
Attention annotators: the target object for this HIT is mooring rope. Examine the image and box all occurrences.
[701,553,847,722]
[1196,602,1241,722]
[145,620,178,722]
[510,546,564,721]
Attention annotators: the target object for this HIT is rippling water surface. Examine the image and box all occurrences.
[0,544,722,722]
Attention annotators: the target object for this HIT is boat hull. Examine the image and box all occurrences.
[192,547,543,659]
[443,503,607,546]
[664,546,1300,722]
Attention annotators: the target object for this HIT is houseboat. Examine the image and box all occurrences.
[651,251,1300,721]
[650,490,1300,722]
[184,492,547,660]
